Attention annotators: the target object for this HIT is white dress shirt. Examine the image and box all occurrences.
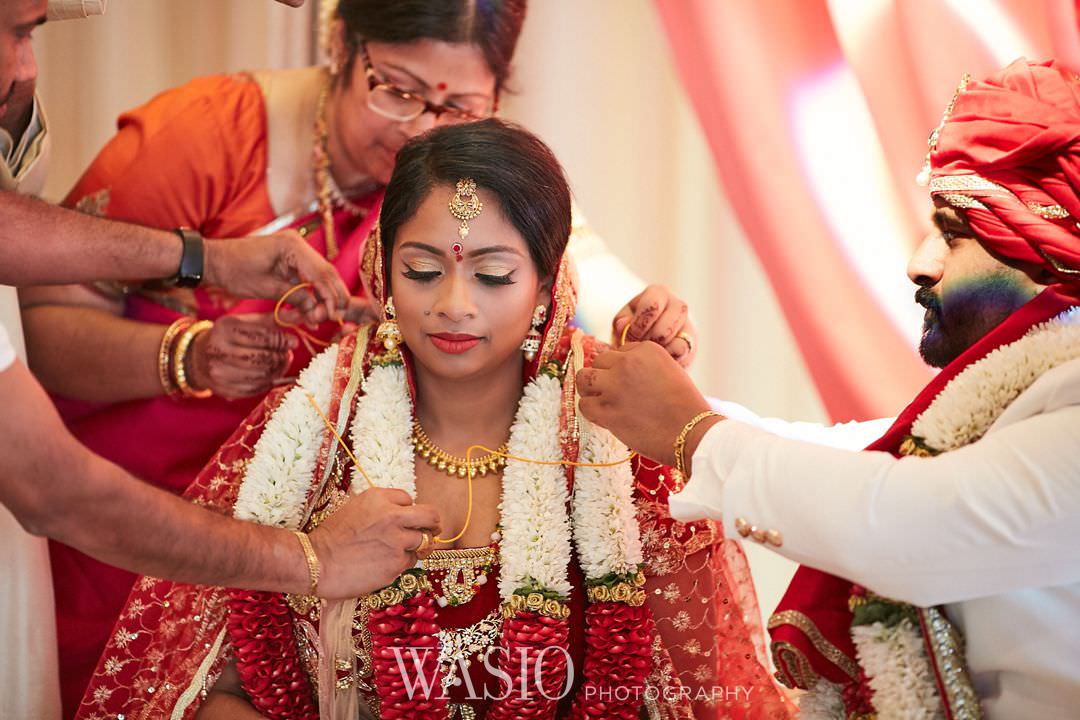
[0,103,61,719]
[672,359,1080,719]
[0,317,14,372]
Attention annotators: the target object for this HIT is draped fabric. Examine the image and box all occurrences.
[652,0,1075,420]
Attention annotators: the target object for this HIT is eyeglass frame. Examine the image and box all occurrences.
[356,41,495,124]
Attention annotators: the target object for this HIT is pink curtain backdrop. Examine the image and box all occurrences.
[655,0,1068,421]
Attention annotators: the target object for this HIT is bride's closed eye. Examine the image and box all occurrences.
[476,271,516,286]
[402,264,440,282]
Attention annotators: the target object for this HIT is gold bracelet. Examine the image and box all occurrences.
[157,317,193,396]
[172,319,214,399]
[293,530,320,596]
[673,410,722,477]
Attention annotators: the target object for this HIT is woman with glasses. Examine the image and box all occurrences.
[21,1,699,716]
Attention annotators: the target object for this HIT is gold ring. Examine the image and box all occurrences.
[413,531,431,555]
[676,331,694,356]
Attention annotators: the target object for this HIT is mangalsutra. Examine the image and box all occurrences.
[411,420,508,479]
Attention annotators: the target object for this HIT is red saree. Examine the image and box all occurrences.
[75,229,791,719]
[49,72,384,716]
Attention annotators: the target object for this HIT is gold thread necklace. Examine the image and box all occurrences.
[411,420,508,479]
[312,72,368,260]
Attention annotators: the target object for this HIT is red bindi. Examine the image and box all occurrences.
[436,81,448,92]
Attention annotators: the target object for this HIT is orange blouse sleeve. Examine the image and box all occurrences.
[63,73,274,239]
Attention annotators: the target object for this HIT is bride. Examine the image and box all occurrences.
[75,120,791,720]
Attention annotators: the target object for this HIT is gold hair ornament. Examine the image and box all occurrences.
[448,178,482,262]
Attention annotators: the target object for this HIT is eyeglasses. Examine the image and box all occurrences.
[358,42,493,125]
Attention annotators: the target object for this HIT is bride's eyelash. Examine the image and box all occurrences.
[477,272,516,286]
[402,266,440,282]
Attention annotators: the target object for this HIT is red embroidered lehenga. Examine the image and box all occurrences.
[76,231,793,720]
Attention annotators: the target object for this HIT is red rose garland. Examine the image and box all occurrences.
[364,572,448,718]
[568,602,654,718]
[487,603,572,719]
[227,589,318,720]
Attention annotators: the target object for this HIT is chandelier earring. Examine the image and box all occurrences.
[521,304,547,362]
[376,297,403,355]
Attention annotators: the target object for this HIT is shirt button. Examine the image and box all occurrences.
[734,517,751,537]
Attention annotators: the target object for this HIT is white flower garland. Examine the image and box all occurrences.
[912,307,1080,452]
[831,308,1080,720]
[797,679,846,720]
[234,339,643,607]
[233,345,339,528]
[572,419,643,580]
[349,363,415,495]
[495,373,573,599]
[853,621,944,720]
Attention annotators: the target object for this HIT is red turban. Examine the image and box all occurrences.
[929,58,1080,283]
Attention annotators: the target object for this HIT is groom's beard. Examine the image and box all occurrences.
[916,272,1034,369]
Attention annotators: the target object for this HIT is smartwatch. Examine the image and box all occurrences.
[171,227,205,288]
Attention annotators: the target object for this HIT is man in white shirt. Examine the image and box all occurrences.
[578,59,1080,718]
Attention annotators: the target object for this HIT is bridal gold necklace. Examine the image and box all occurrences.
[411,420,508,479]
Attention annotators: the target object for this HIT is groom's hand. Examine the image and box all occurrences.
[577,342,718,468]
[310,488,441,599]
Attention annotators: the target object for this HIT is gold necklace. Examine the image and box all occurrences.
[411,421,508,479]
[423,545,497,607]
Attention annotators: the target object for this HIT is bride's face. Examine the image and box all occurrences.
[390,185,550,381]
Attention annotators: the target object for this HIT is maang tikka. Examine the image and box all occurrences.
[448,178,482,262]
[521,304,547,362]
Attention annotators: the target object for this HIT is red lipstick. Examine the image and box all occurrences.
[429,333,482,354]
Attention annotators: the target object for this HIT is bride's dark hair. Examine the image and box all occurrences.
[379,118,571,282]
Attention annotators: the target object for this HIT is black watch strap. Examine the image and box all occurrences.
[171,228,205,288]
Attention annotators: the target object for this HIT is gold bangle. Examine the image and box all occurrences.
[172,319,214,399]
[673,410,722,476]
[293,530,320,596]
[157,317,193,396]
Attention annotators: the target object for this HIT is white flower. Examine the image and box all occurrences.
[797,679,846,720]
[234,345,340,528]
[852,620,944,720]
[349,363,414,496]
[498,374,573,599]
[572,419,642,580]
[913,308,1080,452]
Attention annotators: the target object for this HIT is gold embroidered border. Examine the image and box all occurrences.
[770,641,819,690]
[920,607,984,720]
[170,625,228,719]
[931,174,1072,221]
[768,610,859,680]
[538,255,576,368]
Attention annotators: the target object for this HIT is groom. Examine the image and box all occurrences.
[578,59,1080,719]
